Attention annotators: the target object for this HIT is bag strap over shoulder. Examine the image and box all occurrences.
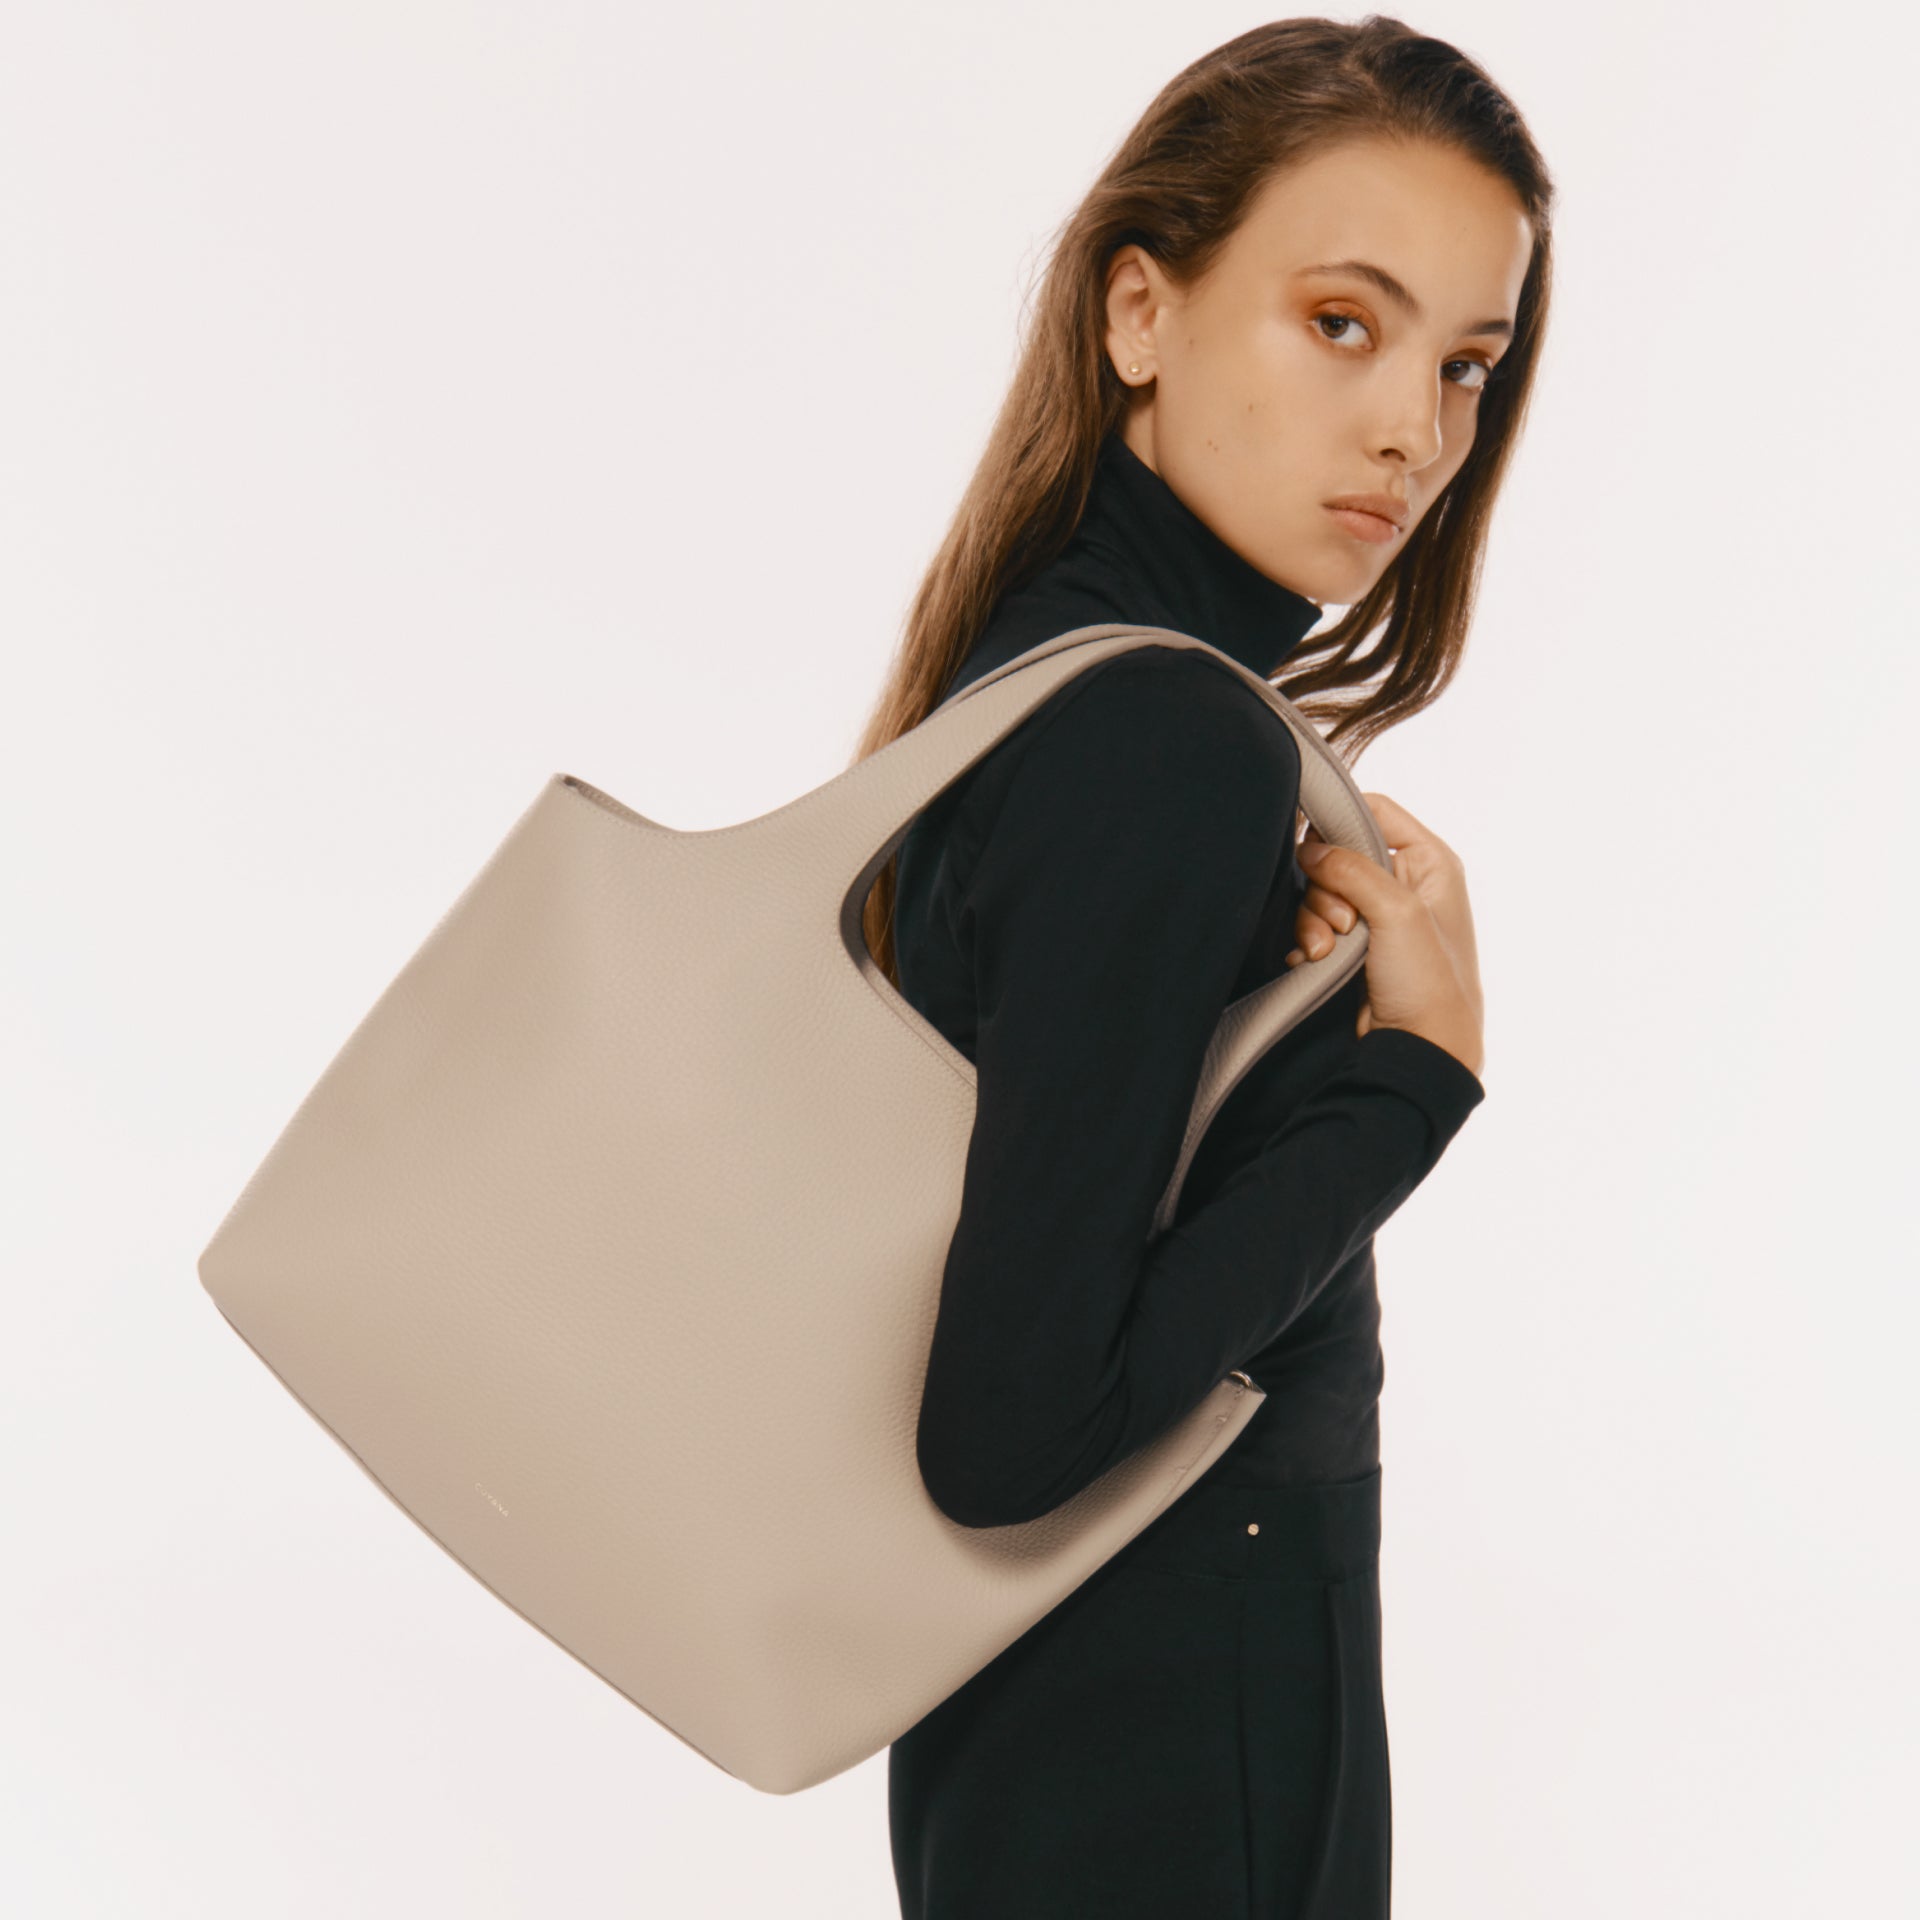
[816,622,1395,1234]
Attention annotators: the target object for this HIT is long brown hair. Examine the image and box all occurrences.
[853,15,1555,984]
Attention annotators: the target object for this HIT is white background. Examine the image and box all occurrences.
[4,2,1914,1914]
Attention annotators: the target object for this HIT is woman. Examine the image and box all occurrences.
[853,17,1549,1916]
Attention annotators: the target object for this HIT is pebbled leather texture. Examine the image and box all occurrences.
[196,622,1391,1796]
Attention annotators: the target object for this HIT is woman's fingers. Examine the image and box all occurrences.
[1302,882,1354,932]
[1285,905,1334,965]
[1301,796,1459,937]
[1293,838,1412,924]
[1286,880,1366,966]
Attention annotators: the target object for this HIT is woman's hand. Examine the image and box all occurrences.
[1282,792,1485,1080]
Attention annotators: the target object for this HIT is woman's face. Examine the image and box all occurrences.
[1106,136,1534,610]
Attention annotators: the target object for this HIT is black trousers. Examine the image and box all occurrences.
[888,1466,1389,1919]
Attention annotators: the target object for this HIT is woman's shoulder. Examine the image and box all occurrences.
[907,642,1298,905]
[983,641,1301,816]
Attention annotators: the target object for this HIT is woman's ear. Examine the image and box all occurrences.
[1102,244,1165,386]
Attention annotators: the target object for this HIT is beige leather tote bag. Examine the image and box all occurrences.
[197,622,1388,1795]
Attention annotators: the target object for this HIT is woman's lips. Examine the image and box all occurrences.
[1325,505,1402,544]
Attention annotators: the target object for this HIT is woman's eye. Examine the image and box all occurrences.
[1313,312,1371,349]
[1446,359,1494,392]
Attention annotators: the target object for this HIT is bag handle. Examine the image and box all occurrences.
[807,622,1393,1231]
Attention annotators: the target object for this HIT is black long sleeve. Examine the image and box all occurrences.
[892,425,1486,1527]
[907,647,1485,1529]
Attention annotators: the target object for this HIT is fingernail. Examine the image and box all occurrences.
[1298,843,1328,865]
[1285,948,1305,967]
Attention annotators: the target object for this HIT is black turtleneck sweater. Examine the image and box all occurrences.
[893,430,1486,1530]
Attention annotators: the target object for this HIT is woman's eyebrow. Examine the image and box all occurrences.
[1294,258,1515,339]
